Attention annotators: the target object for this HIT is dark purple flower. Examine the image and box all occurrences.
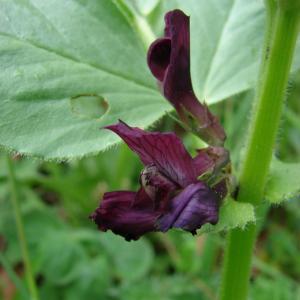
[90,121,226,241]
[147,9,226,146]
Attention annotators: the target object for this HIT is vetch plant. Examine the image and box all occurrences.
[90,10,231,241]
[1,1,300,300]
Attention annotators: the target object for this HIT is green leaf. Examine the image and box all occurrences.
[162,0,300,103]
[134,0,160,15]
[98,232,154,281]
[264,159,300,204]
[38,230,87,285]
[198,198,256,234]
[0,0,169,159]
[0,194,65,265]
[63,257,111,300]
[119,276,201,300]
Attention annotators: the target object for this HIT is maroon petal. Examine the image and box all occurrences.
[193,147,230,177]
[147,9,226,146]
[147,38,171,82]
[106,121,197,187]
[157,182,219,234]
[90,191,160,241]
[148,10,191,104]
[163,10,192,104]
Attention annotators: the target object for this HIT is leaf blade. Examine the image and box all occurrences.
[265,159,300,204]
[0,0,170,159]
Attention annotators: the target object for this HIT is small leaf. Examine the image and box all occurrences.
[119,276,201,300]
[38,230,87,285]
[198,197,255,234]
[98,232,154,281]
[63,257,111,300]
[264,159,300,204]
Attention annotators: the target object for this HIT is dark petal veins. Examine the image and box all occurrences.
[106,121,197,186]
[158,182,219,234]
[193,147,230,177]
[90,191,160,241]
[147,38,171,82]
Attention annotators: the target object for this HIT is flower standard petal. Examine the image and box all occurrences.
[106,121,197,187]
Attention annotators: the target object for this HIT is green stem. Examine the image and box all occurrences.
[6,155,39,300]
[199,235,219,277]
[260,0,277,73]
[220,4,300,300]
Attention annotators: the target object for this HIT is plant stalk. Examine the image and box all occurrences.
[6,155,39,300]
[220,4,300,300]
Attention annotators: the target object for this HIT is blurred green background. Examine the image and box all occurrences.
[0,68,299,300]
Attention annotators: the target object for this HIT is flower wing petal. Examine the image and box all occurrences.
[158,182,219,234]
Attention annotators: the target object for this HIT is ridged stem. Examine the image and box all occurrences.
[220,3,300,300]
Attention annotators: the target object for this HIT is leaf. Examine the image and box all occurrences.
[98,232,154,281]
[161,0,300,103]
[198,197,256,234]
[38,230,87,285]
[134,0,160,15]
[0,195,65,265]
[63,257,111,300]
[0,0,169,159]
[264,159,300,204]
[119,276,201,300]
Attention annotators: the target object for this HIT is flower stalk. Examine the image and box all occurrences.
[220,2,300,300]
[6,155,39,300]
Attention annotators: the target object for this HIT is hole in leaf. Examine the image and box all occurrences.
[70,94,109,119]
